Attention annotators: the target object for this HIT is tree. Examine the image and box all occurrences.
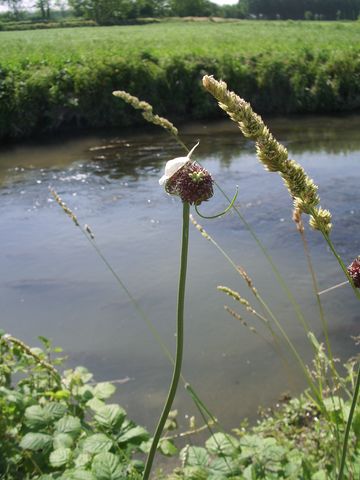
[36,0,52,20]
[169,0,216,17]
[0,0,23,19]
[68,0,91,17]
[69,0,138,24]
[136,0,171,17]
[241,0,360,20]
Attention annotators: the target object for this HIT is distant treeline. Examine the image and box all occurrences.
[243,0,360,20]
[1,0,360,26]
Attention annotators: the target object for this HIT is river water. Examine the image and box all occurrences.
[0,115,359,432]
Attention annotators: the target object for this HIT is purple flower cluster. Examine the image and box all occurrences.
[165,162,214,205]
[347,257,360,288]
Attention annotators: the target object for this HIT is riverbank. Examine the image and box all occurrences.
[1,20,360,140]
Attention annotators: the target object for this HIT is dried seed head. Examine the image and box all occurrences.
[347,257,360,288]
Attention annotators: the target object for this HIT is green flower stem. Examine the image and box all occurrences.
[338,362,360,480]
[315,220,360,301]
[142,202,190,480]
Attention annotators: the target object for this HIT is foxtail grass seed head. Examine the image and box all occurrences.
[113,90,178,136]
[189,214,211,240]
[347,257,360,288]
[159,143,213,205]
[202,75,331,233]
[309,208,332,234]
[50,188,79,226]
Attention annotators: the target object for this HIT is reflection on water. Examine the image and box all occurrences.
[0,115,359,432]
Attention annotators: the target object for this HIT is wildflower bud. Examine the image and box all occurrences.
[347,257,360,288]
[159,143,214,205]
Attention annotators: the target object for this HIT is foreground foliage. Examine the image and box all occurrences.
[1,21,360,139]
[166,385,360,479]
[0,332,148,480]
[1,331,359,479]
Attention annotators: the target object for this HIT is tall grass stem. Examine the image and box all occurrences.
[338,363,360,480]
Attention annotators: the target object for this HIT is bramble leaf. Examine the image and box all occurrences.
[20,432,52,451]
[83,434,113,454]
[91,452,125,480]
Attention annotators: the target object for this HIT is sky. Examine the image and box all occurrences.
[213,0,238,4]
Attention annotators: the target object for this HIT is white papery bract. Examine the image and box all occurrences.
[159,142,199,186]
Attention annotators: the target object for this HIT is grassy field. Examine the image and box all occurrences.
[1,21,360,64]
[1,20,360,139]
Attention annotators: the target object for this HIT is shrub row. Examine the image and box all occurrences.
[1,50,360,140]
[0,18,161,31]
[0,20,98,31]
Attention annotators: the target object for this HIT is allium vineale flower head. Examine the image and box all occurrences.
[347,257,360,288]
[159,143,213,205]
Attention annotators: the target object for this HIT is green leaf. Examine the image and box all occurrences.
[78,385,94,401]
[24,405,52,429]
[352,409,360,439]
[20,432,52,451]
[312,471,328,480]
[209,457,236,477]
[0,387,24,407]
[75,366,93,383]
[117,426,149,445]
[44,402,67,421]
[182,466,208,480]
[243,464,256,480]
[91,452,125,480]
[93,382,116,400]
[49,448,72,468]
[258,439,285,463]
[83,434,113,454]
[139,439,152,454]
[284,449,303,475]
[75,452,92,468]
[323,396,344,412]
[159,439,178,456]
[94,404,126,430]
[65,471,96,480]
[53,433,74,450]
[55,415,82,436]
[205,433,239,456]
[38,335,51,348]
[129,459,144,473]
[181,446,210,467]
[87,397,106,413]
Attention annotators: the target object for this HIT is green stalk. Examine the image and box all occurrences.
[338,363,360,480]
[315,222,360,301]
[299,227,338,378]
[142,202,190,480]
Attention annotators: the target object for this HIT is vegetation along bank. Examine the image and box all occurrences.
[1,20,360,140]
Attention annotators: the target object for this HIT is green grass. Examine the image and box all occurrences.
[1,20,360,140]
[1,21,360,66]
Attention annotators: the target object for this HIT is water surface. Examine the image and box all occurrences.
[0,115,359,432]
